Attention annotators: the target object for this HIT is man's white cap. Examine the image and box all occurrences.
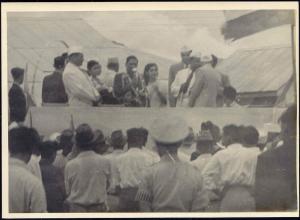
[68,46,83,55]
[181,45,192,53]
[190,51,202,59]
[149,115,189,144]
[47,132,61,142]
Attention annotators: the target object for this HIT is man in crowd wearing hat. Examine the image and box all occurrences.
[9,126,47,213]
[190,130,214,173]
[135,115,209,212]
[100,57,119,92]
[202,124,259,211]
[188,54,222,107]
[42,56,68,105]
[9,67,28,125]
[62,47,101,106]
[116,128,154,211]
[64,124,111,212]
[168,46,192,107]
[53,129,74,173]
[113,55,146,106]
[255,105,297,211]
[39,141,66,212]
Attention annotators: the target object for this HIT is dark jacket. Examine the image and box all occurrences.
[42,71,68,104]
[254,140,297,211]
[9,83,27,123]
[39,159,66,212]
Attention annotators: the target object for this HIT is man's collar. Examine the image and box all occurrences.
[9,157,27,167]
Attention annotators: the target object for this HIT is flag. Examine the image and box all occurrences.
[222,10,295,41]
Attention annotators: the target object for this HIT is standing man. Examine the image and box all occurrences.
[135,115,209,212]
[9,127,47,213]
[62,47,100,106]
[255,105,297,211]
[100,57,119,92]
[9,67,27,125]
[113,55,146,106]
[188,54,222,107]
[64,124,110,212]
[116,128,153,211]
[42,56,68,104]
[168,46,192,107]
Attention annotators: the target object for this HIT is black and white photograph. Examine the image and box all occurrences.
[1,2,298,218]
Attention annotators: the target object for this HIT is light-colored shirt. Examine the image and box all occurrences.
[27,154,42,181]
[146,82,165,107]
[64,150,110,205]
[142,147,160,165]
[116,148,154,189]
[136,155,209,212]
[189,64,222,107]
[53,150,68,172]
[9,158,47,213]
[202,144,261,192]
[63,62,100,106]
[100,69,116,91]
[190,153,212,173]
[178,143,196,163]
[104,149,124,193]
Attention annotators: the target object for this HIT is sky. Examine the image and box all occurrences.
[9,11,292,61]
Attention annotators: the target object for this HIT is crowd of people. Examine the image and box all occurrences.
[8,46,239,118]
[8,104,297,213]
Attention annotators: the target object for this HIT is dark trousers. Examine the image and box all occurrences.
[118,187,139,212]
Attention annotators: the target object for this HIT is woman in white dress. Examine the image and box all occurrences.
[143,63,167,107]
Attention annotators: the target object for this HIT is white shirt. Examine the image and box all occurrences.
[171,68,194,107]
[116,148,154,189]
[99,69,116,91]
[65,150,110,205]
[9,158,47,213]
[178,143,196,163]
[53,150,68,172]
[202,144,261,192]
[27,154,42,181]
[190,153,212,173]
[104,149,124,193]
[63,62,100,106]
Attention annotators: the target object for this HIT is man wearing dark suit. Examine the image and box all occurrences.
[168,46,192,107]
[9,67,27,124]
[255,105,297,211]
[42,56,68,104]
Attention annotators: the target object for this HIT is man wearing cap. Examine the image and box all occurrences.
[64,124,111,212]
[42,56,68,105]
[135,115,209,212]
[115,128,154,211]
[100,57,119,92]
[62,47,101,106]
[190,130,214,173]
[188,54,222,107]
[168,46,192,107]
[9,67,27,125]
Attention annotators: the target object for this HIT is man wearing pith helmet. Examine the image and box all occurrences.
[135,115,209,212]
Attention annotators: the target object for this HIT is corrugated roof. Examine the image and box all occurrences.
[7,17,174,105]
[216,46,294,94]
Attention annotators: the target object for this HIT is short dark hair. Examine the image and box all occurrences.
[39,141,58,159]
[201,121,221,143]
[87,60,100,71]
[223,86,237,101]
[242,126,259,146]
[9,127,40,155]
[54,56,65,69]
[223,124,240,143]
[11,67,24,80]
[107,62,119,70]
[127,128,144,146]
[126,55,138,64]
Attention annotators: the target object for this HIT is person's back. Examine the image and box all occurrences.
[42,71,68,104]
[138,158,208,212]
[9,158,47,213]
[65,150,110,207]
[193,64,222,107]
